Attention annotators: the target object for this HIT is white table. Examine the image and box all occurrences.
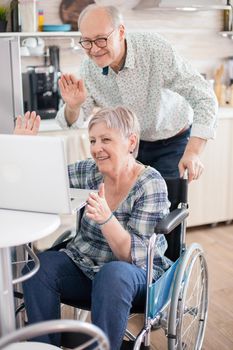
[0,209,60,337]
[3,343,59,349]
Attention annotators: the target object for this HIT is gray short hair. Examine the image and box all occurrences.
[78,4,124,30]
[88,106,140,158]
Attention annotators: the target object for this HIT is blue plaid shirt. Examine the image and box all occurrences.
[63,158,171,280]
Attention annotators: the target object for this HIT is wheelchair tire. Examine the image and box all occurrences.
[167,243,208,350]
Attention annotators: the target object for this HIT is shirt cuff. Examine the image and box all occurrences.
[190,123,217,140]
[55,104,85,129]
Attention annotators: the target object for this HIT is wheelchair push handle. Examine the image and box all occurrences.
[182,169,188,180]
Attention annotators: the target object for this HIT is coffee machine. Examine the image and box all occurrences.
[22,46,61,119]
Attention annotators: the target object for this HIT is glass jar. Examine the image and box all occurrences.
[19,0,37,32]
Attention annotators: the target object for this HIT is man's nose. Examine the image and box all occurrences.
[90,42,101,53]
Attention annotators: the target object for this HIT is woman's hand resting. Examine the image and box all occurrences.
[14,111,41,136]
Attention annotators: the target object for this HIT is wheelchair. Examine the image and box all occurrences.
[14,177,208,350]
[0,319,110,350]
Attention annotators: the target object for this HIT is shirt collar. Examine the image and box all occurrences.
[123,35,135,69]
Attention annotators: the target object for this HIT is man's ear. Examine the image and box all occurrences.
[119,24,125,41]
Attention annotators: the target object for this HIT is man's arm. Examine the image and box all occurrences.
[159,36,218,139]
[158,37,218,181]
[64,104,81,126]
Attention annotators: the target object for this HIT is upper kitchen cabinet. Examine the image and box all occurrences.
[142,0,230,10]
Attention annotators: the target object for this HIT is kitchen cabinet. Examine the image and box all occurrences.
[188,110,233,227]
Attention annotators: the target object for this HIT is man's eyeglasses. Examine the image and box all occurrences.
[79,29,115,50]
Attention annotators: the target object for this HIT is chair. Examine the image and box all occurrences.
[15,178,209,350]
[0,319,110,350]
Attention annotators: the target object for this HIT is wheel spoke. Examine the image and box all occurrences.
[168,248,208,350]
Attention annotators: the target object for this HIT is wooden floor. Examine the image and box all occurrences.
[127,223,233,350]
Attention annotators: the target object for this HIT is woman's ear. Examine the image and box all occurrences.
[128,133,137,154]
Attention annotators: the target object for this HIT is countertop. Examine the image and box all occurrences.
[39,119,63,132]
[218,106,233,119]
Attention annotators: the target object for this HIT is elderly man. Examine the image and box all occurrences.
[56,4,218,182]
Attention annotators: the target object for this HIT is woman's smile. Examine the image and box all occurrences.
[96,155,109,161]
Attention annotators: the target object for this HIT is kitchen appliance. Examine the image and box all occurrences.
[21,37,45,55]
[22,46,61,120]
[0,37,23,133]
[23,66,60,119]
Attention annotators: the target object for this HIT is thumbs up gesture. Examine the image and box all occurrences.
[85,183,112,224]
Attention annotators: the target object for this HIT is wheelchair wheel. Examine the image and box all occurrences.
[168,243,208,350]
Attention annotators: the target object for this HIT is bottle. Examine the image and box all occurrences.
[38,9,44,32]
[19,0,37,32]
[223,0,233,32]
[10,0,20,32]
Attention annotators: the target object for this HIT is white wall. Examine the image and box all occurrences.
[20,0,233,80]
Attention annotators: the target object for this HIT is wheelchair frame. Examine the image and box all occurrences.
[125,197,209,350]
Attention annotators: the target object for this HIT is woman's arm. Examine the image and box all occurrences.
[85,175,170,264]
[85,183,132,262]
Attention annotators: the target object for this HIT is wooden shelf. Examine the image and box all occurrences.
[0,31,81,38]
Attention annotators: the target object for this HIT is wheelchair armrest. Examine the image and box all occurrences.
[155,208,189,235]
[51,229,74,248]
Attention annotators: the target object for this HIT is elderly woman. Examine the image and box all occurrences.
[15,106,170,350]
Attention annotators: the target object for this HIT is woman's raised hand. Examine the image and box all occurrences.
[58,73,87,111]
[14,111,41,135]
[86,183,112,224]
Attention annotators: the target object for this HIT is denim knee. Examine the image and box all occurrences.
[21,251,49,279]
[93,261,145,301]
[94,261,133,289]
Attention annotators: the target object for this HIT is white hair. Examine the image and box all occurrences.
[78,4,124,30]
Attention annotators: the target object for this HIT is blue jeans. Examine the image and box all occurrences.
[137,127,191,178]
[22,251,147,350]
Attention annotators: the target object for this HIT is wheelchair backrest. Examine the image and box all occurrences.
[163,178,188,261]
